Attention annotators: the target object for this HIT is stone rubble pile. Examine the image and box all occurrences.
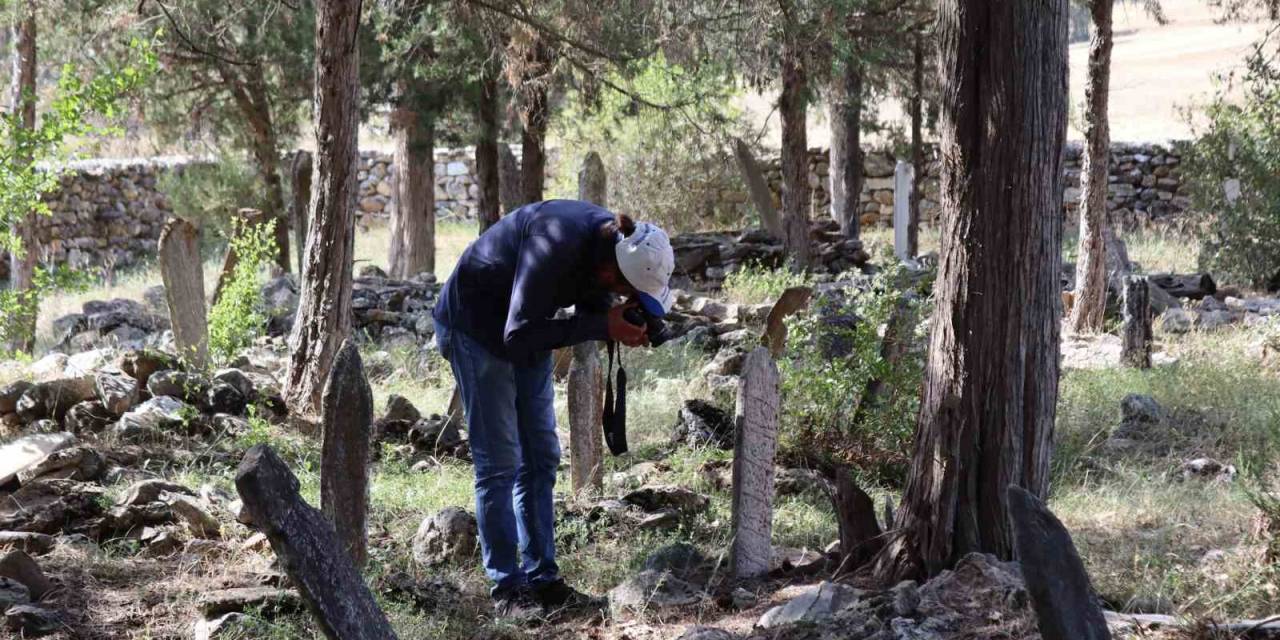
[669,219,872,290]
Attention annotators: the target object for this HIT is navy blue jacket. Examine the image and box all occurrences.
[434,200,615,363]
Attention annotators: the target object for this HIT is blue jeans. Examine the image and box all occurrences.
[435,321,561,596]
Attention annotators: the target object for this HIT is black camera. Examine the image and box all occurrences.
[623,306,675,347]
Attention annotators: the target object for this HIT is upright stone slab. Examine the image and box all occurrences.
[893,160,915,261]
[235,445,397,640]
[569,152,607,492]
[733,138,783,238]
[158,218,209,369]
[498,143,522,211]
[730,347,780,578]
[1122,276,1152,369]
[291,151,313,276]
[319,339,373,568]
[1007,486,1111,640]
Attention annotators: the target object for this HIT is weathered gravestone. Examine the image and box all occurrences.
[893,160,915,261]
[1007,485,1110,640]
[320,340,373,568]
[291,151,313,276]
[568,151,607,492]
[158,218,209,369]
[498,143,522,212]
[213,209,267,307]
[730,347,780,578]
[1122,276,1152,369]
[235,445,397,640]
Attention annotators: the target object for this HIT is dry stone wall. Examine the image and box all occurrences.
[3,141,1193,280]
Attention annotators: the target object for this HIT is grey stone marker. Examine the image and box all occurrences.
[1122,276,1152,369]
[235,445,397,640]
[1008,485,1111,640]
[733,138,784,238]
[569,151,607,492]
[319,340,373,568]
[159,218,209,369]
[730,346,780,578]
[893,160,915,261]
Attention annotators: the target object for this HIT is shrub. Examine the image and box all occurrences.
[159,152,270,242]
[548,54,757,232]
[722,262,814,306]
[208,217,276,362]
[1184,46,1280,288]
[776,263,929,482]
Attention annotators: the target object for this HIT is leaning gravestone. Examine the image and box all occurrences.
[1007,485,1110,640]
[1122,276,1152,369]
[235,445,397,640]
[730,347,780,578]
[320,340,373,569]
[568,151,607,492]
[158,218,209,369]
[733,138,783,238]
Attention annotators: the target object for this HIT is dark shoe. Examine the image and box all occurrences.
[531,579,606,615]
[493,587,543,622]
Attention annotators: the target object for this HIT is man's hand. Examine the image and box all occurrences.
[607,304,648,347]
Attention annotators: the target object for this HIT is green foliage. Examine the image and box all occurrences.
[208,218,276,363]
[0,35,157,253]
[158,153,269,238]
[1185,38,1280,287]
[549,54,755,231]
[776,264,928,480]
[722,262,815,306]
[0,266,88,357]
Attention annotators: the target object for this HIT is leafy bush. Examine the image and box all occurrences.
[722,262,815,306]
[1184,46,1280,288]
[159,153,270,241]
[548,54,757,232]
[777,264,930,481]
[208,218,277,362]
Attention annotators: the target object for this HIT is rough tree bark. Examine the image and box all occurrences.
[779,40,811,271]
[873,0,1069,582]
[568,152,606,492]
[1068,0,1114,334]
[475,69,502,233]
[285,0,361,425]
[828,60,864,240]
[908,33,925,256]
[519,41,551,205]
[223,64,290,273]
[7,2,38,354]
[388,98,436,278]
[290,151,313,277]
[158,219,209,369]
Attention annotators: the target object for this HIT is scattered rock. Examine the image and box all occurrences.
[198,586,301,617]
[672,400,734,450]
[213,369,256,402]
[384,394,421,423]
[192,612,247,640]
[165,493,221,538]
[891,580,921,617]
[118,479,197,507]
[408,415,465,456]
[757,581,861,628]
[1180,458,1236,483]
[4,604,59,637]
[701,349,745,378]
[203,382,247,415]
[622,485,711,515]
[0,479,106,534]
[0,550,52,600]
[1159,308,1193,333]
[728,587,757,611]
[642,542,707,581]
[16,378,97,423]
[16,445,105,483]
[146,370,210,403]
[774,468,832,497]
[0,381,33,414]
[678,626,737,640]
[0,432,76,487]
[116,396,192,440]
[0,533,54,556]
[412,507,477,566]
[120,349,181,388]
[94,371,139,415]
[0,577,31,609]
[63,401,115,434]
[609,570,702,618]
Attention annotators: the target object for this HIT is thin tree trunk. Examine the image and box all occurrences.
[286,0,361,426]
[475,68,501,233]
[1068,0,1114,334]
[780,41,810,270]
[7,2,38,354]
[388,99,435,278]
[874,0,1069,582]
[908,33,924,256]
[829,59,863,240]
[520,83,548,204]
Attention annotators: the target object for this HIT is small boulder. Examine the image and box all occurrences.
[116,396,192,440]
[94,372,139,415]
[198,586,300,617]
[412,507,478,566]
[16,378,97,423]
[0,550,52,600]
[1120,394,1162,425]
[0,533,54,556]
[0,480,105,534]
[700,349,745,378]
[678,626,736,640]
[4,604,60,637]
[164,493,221,539]
[0,381,33,414]
[16,446,104,483]
[203,382,247,415]
[609,570,701,618]
[671,400,734,450]
[212,369,256,402]
[622,485,710,515]
[118,479,197,507]
[756,581,861,629]
[146,370,210,404]
[193,612,248,640]
[120,349,181,387]
[0,577,31,609]
[1159,308,1194,334]
[642,542,707,581]
[408,416,465,456]
[63,401,115,434]
[384,394,421,423]
[1181,458,1236,483]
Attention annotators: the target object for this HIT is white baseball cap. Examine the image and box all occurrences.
[616,222,675,317]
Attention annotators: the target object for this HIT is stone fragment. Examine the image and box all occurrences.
[198,586,301,617]
[4,604,59,637]
[412,507,477,566]
[642,542,707,581]
[0,432,76,487]
[115,396,191,440]
[678,626,737,640]
[756,581,860,628]
[0,532,54,556]
[192,612,248,640]
[63,401,114,434]
[0,480,106,534]
[671,400,734,450]
[94,371,139,415]
[164,493,221,538]
[16,445,104,484]
[0,381,33,414]
[622,485,711,515]
[146,370,210,403]
[0,550,52,599]
[16,379,96,423]
[609,570,701,618]
[118,479,197,507]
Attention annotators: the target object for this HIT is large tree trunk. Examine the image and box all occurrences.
[874,0,1069,582]
[1068,0,1114,334]
[388,99,436,278]
[828,60,864,240]
[475,68,502,233]
[520,84,548,204]
[7,2,38,354]
[908,33,925,256]
[779,41,810,270]
[285,0,361,425]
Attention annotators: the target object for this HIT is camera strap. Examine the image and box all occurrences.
[602,340,629,455]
